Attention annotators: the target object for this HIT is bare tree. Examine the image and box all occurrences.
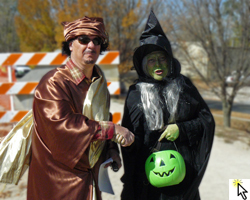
[103,0,162,73]
[161,0,250,127]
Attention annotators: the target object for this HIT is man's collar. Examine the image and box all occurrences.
[66,58,100,85]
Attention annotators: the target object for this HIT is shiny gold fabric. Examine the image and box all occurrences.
[0,110,33,185]
[84,66,110,168]
[62,16,108,43]
[27,64,117,200]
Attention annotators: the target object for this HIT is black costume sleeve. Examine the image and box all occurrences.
[121,85,145,200]
[180,78,215,199]
[176,77,214,147]
[122,85,145,152]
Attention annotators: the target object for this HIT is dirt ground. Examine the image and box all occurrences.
[0,99,250,199]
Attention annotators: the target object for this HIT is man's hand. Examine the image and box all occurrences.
[104,149,122,170]
[159,124,179,142]
[112,124,134,147]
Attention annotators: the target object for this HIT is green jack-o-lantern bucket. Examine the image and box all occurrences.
[145,150,186,188]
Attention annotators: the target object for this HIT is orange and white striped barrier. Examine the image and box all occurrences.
[0,110,29,123]
[0,82,37,95]
[0,81,120,95]
[0,51,119,66]
[0,111,121,124]
[0,51,120,124]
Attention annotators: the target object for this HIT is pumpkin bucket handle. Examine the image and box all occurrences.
[150,140,179,154]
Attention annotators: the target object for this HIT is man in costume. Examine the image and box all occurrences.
[121,11,215,200]
[27,16,134,200]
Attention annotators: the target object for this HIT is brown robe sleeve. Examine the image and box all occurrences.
[32,67,105,169]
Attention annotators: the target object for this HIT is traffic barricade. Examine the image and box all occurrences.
[0,51,121,124]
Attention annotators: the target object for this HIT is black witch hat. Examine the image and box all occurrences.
[133,10,180,80]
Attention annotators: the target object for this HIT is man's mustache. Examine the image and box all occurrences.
[83,50,96,54]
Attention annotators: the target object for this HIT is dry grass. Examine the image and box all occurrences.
[192,79,250,145]
[215,125,250,147]
[212,109,250,132]
[211,110,250,147]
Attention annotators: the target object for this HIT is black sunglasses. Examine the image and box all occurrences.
[77,35,102,46]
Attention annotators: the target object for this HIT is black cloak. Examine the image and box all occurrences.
[121,10,215,200]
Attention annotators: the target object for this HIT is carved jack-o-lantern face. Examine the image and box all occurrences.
[145,150,186,188]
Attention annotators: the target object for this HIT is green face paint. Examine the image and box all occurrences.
[146,51,169,81]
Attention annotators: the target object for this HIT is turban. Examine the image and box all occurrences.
[62,16,108,43]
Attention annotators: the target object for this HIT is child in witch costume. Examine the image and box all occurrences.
[121,10,215,200]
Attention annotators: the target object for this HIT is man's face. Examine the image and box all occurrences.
[70,35,101,67]
[146,51,169,81]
